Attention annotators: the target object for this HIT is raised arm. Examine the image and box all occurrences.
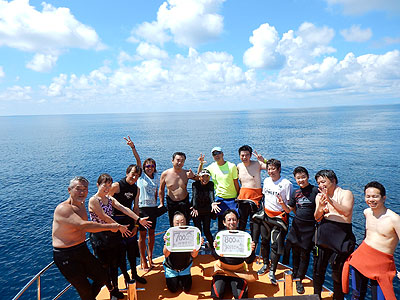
[252,150,267,170]
[124,136,141,167]
[197,153,206,174]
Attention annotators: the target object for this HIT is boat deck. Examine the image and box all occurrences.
[97,254,333,299]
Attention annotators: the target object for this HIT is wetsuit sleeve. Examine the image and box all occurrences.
[288,189,296,208]
[192,182,199,209]
[209,182,215,203]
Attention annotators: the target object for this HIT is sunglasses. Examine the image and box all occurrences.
[145,165,155,168]
[212,151,222,156]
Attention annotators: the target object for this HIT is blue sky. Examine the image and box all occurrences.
[0,0,399,116]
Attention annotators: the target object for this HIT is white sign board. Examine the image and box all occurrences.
[165,226,201,252]
[215,230,252,258]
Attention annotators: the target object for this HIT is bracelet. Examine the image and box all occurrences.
[264,158,268,163]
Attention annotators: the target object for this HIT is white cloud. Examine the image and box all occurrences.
[130,21,170,45]
[340,25,372,42]
[0,85,32,101]
[243,23,284,69]
[26,53,58,72]
[129,0,225,47]
[325,0,400,15]
[0,66,4,78]
[244,22,336,70]
[47,73,67,96]
[0,0,104,71]
[136,42,168,60]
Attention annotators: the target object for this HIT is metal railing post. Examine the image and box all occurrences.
[37,275,41,300]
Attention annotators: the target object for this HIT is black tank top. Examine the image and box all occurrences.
[113,178,138,216]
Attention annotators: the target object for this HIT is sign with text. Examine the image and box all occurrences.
[165,226,201,252]
[215,230,252,258]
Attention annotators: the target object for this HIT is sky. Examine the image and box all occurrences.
[0,0,399,116]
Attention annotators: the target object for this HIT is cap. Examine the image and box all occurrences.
[199,169,211,177]
[211,146,222,154]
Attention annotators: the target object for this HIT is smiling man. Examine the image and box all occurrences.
[342,181,400,300]
[313,169,356,300]
[236,145,266,231]
[198,147,240,230]
[159,152,195,226]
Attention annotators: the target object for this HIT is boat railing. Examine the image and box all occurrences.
[11,255,72,300]
[11,231,169,300]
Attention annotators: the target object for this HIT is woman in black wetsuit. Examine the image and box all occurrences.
[211,209,256,299]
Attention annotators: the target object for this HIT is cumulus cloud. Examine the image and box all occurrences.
[26,53,58,72]
[47,74,68,96]
[244,22,336,70]
[0,0,104,71]
[129,21,171,45]
[340,25,372,42]
[243,23,284,69]
[136,42,168,60]
[128,0,225,47]
[325,0,400,15]
[0,66,4,78]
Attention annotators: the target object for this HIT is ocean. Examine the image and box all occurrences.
[1,104,399,299]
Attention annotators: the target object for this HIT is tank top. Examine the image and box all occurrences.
[112,178,138,216]
[90,196,113,224]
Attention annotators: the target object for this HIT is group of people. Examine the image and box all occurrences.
[51,138,400,300]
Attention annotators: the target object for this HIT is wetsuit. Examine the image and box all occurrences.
[112,178,140,281]
[211,237,256,299]
[313,218,356,300]
[163,252,193,293]
[342,241,396,300]
[255,176,292,273]
[89,196,120,291]
[286,184,318,280]
[137,172,160,231]
[191,180,215,246]
[236,188,263,232]
[53,242,108,300]
[166,194,191,226]
[206,161,238,230]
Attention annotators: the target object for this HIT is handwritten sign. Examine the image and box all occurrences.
[165,226,201,252]
[215,230,252,258]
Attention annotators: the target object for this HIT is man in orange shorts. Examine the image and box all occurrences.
[236,145,267,232]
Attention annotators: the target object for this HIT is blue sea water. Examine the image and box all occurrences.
[1,104,399,299]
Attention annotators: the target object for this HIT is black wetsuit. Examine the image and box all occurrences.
[163,252,193,292]
[191,180,214,246]
[112,178,140,281]
[166,194,191,226]
[286,184,318,280]
[313,218,356,300]
[53,242,108,300]
[211,234,256,299]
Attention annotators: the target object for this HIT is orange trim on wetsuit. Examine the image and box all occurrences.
[237,188,263,206]
[342,241,396,300]
[264,207,288,223]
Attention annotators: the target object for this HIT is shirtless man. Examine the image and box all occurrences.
[159,152,195,226]
[198,147,240,230]
[313,170,355,300]
[342,181,400,300]
[52,176,124,300]
[236,145,266,231]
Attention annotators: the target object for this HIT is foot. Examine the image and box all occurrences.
[257,263,269,275]
[110,288,124,299]
[268,271,277,285]
[141,260,150,272]
[296,281,305,294]
[134,274,147,284]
